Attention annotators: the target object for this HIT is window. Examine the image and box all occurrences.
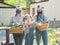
[32,0,48,3]
[32,8,35,16]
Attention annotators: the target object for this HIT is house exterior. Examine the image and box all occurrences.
[30,0,60,20]
[0,0,16,25]
[0,0,30,25]
[30,0,60,28]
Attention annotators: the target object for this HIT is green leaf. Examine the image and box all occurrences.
[4,0,32,9]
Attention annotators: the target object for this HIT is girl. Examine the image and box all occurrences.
[35,8,48,45]
[24,14,35,45]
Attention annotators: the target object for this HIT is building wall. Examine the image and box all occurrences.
[22,9,29,15]
[30,0,60,20]
[0,8,16,25]
[0,8,29,25]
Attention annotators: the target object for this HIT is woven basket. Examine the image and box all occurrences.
[11,27,24,34]
[37,22,48,31]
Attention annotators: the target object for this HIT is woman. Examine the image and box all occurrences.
[23,14,35,45]
[10,7,24,45]
[35,8,48,45]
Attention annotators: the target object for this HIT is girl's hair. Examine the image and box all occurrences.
[37,11,43,21]
[37,5,40,8]
[23,16,28,22]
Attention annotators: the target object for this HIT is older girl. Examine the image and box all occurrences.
[35,8,48,45]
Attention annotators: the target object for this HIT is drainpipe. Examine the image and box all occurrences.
[54,18,56,28]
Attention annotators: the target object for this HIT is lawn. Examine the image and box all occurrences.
[33,28,60,45]
[9,28,60,45]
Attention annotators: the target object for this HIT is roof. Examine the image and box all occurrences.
[31,0,48,4]
[0,2,16,8]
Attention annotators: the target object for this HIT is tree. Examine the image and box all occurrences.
[4,0,32,9]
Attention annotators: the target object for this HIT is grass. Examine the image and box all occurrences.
[9,28,60,45]
[33,28,57,45]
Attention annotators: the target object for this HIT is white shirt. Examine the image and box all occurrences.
[10,15,24,25]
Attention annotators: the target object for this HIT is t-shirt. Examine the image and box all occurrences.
[10,15,24,25]
[34,14,48,25]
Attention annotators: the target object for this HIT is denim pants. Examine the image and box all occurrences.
[35,27,48,45]
[25,28,34,45]
[13,33,24,45]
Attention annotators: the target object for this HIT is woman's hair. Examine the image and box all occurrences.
[37,11,43,15]
[15,9,21,16]
[16,9,21,14]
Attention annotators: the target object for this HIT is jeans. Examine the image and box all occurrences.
[13,33,24,45]
[25,28,34,45]
[35,27,48,45]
